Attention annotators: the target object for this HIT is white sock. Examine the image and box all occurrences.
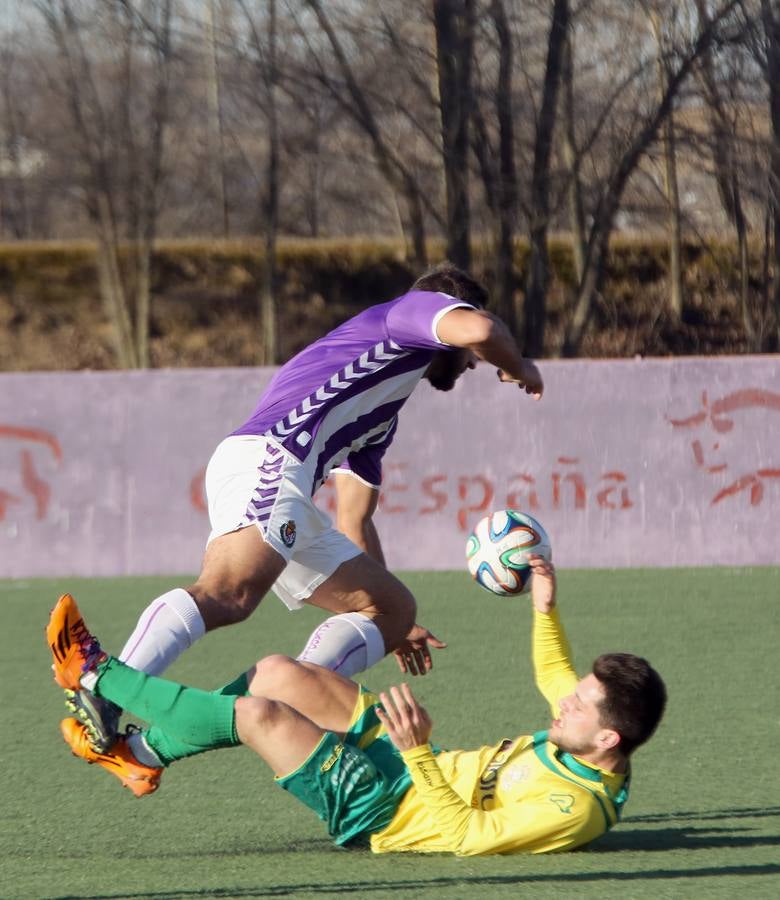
[118,588,206,676]
[297,612,386,677]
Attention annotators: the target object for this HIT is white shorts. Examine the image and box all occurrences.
[205,435,361,610]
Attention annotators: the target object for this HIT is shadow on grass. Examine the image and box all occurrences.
[626,805,780,824]
[46,864,780,900]
[593,824,780,852]
[589,804,780,851]
[45,806,780,899]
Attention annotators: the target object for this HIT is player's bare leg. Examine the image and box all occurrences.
[245,654,360,734]
[185,525,286,630]
[234,694,326,777]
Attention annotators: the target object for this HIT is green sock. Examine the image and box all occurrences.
[93,657,240,751]
[144,672,251,766]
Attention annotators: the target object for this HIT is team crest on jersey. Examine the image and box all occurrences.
[280,520,297,547]
[550,793,575,814]
[499,763,531,789]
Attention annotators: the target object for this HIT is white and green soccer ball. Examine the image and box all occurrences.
[466,510,552,596]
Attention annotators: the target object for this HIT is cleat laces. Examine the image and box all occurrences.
[70,617,106,674]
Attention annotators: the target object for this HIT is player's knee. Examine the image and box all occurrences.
[189,581,263,629]
[235,695,279,737]
[254,653,299,687]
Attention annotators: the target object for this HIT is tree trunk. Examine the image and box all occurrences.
[763,0,780,351]
[134,239,151,369]
[205,0,229,237]
[696,0,754,345]
[650,10,684,321]
[95,193,137,369]
[560,29,586,287]
[489,0,518,334]
[303,0,428,268]
[433,0,475,270]
[524,0,569,357]
[562,3,737,356]
[260,0,280,366]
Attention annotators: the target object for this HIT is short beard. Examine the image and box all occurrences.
[426,351,464,391]
[554,735,593,756]
[428,370,459,391]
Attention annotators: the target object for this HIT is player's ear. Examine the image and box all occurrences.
[597,728,621,752]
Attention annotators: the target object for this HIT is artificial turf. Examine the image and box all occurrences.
[3,567,779,899]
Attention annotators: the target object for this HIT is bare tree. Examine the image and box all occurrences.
[560,23,586,287]
[204,0,229,237]
[232,0,281,364]
[561,0,741,357]
[471,0,519,331]
[523,0,569,357]
[299,0,434,267]
[34,0,174,368]
[0,38,35,239]
[695,0,756,344]
[646,1,684,321]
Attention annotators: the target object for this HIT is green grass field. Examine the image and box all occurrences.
[3,567,780,899]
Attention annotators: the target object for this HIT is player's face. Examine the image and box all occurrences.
[548,674,616,756]
[424,348,477,391]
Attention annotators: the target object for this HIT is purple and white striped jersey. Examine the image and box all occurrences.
[232,290,473,492]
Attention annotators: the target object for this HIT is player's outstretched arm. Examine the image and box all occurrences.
[530,556,577,708]
[332,471,386,565]
[435,307,543,399]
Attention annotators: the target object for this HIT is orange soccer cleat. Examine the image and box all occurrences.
[46,594,106,691]
[60,718,163,798]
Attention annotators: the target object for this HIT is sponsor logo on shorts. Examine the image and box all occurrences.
[280,519,296,548]
[320,742,344,773]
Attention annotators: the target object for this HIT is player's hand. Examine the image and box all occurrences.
[376,683,433,751]
[393,624,447,676]
[497,359,543,399]
[529,555,556,613]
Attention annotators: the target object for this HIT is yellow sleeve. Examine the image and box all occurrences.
[399,744,591,855]
[532,607,578,716]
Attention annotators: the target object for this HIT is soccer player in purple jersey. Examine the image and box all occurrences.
[62,263,544,769]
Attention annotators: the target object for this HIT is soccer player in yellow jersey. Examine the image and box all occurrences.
[48,557,666,856]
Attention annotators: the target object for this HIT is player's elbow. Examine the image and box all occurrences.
[460,311,500,349]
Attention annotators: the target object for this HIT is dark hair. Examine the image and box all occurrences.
[592,653,667,756]
[411,262,488,309]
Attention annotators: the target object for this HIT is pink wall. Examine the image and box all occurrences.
[1,357,779,577]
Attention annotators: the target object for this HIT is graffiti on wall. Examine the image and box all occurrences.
[0,425,62,522]
[668,389,780,506]
[188,456,635,531]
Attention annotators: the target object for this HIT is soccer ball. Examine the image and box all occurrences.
[466,510,551,596]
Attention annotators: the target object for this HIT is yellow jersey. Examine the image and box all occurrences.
[369,608,628,855]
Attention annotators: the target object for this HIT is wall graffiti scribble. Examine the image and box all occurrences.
[668,389,780,506]
[0,425,62,521]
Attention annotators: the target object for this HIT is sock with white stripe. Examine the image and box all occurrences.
[297,612,386,677]
[118,588,206,676]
